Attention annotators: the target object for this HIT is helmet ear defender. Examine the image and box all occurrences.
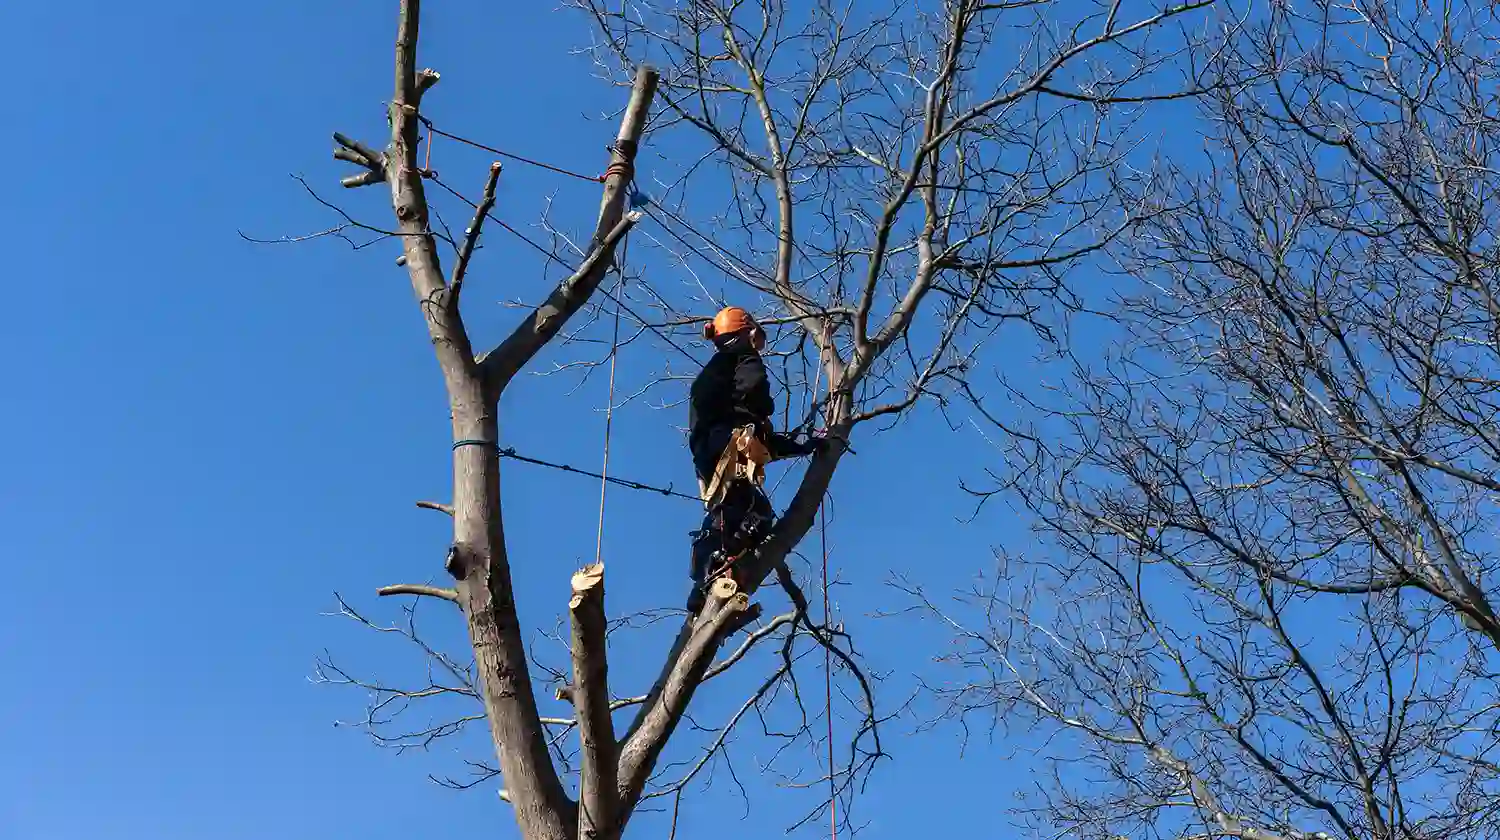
[704,306,759,344]
[704,321,766,350]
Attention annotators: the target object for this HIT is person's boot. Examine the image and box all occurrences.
[687,535,718,614]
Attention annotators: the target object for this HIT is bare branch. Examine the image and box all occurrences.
[449,161,502,300]
[934,5,1500,838]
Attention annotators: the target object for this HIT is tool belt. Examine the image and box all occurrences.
[698,424,772,510]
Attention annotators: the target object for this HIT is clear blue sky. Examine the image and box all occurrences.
[0,2,1131,838]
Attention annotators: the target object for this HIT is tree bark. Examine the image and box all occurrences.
[379,2,572,834]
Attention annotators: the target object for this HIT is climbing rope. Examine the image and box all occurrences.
[807,334,837,840]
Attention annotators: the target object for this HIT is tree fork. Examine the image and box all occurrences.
[343,2,659,839]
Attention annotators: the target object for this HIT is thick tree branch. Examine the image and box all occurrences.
[568,563,618,838]
[614,582,754,822]
[477,209,644,389]
[850,6,970,357]
[477,65,659,394]
[720,21,841,370]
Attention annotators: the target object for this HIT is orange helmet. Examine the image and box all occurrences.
[703,306,762,346]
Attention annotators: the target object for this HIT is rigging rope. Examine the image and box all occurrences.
[595,238,629,565]
[419,116,607,183]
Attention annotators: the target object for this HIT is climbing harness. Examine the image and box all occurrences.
[692,416,831,598]
[694,498,772,594]
[699,425,773,508]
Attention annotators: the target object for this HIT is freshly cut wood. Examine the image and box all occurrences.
[570,562,605,608]
[710,577,739,600]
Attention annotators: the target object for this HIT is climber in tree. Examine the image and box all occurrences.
[686,306,824,612]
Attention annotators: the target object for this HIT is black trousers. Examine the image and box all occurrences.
[689,423,775,593]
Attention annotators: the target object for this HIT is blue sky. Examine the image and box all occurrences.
[0,2,1179,838]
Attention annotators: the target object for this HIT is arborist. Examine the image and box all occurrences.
[686,306,825,612]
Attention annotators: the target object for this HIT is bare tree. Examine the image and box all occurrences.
[924,2,1500,838]
[287,0,1222,838]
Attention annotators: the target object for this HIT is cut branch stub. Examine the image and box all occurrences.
[570,562,606,609]
[415,67,440,100]
[568,561,619,836]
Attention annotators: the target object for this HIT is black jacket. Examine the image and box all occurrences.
[689,345,807,478]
